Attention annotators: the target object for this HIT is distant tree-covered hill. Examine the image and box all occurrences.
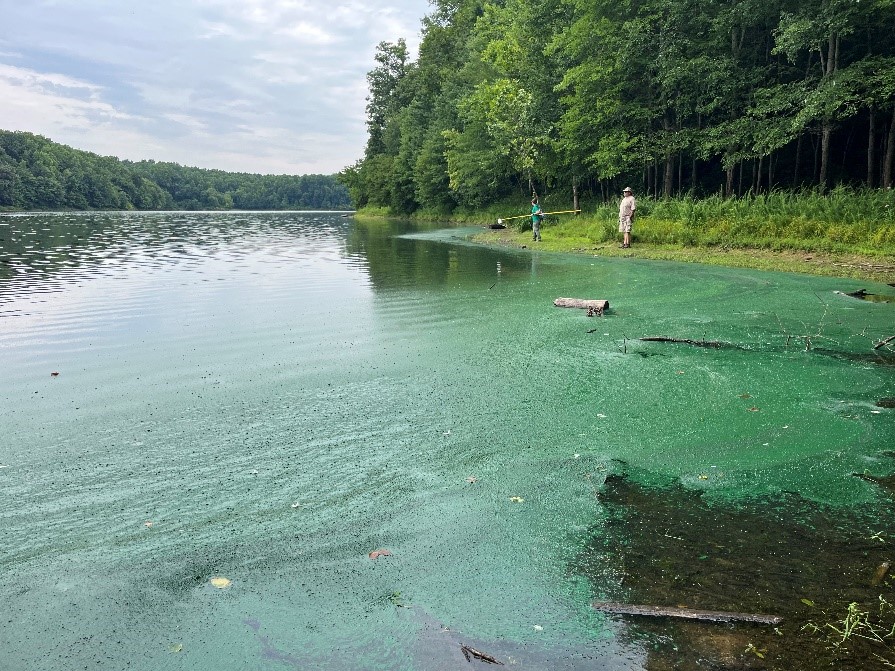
[0,130,352,211]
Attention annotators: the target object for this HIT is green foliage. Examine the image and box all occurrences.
[0,130,351,211]
[349,0,895,213]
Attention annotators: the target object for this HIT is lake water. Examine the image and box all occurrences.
[2,211,895,670]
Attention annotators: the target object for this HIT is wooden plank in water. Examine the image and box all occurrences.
[554,298,609,310]
[592,601,782,625]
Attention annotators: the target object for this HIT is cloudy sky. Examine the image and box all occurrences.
[0,0,431,175]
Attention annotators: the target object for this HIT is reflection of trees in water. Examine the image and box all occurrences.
[0,212,350,283]
[345,219,535,290]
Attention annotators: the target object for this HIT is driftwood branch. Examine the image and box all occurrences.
[592,601,782,625]
[639,336,725,349]
[460,644,504,665]
[874,334,895,350]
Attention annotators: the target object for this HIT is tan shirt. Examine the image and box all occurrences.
[619,195,636,221]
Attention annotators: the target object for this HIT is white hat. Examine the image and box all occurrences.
[623,186,632,193]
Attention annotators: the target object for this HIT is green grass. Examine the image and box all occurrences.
[357,188,895,281]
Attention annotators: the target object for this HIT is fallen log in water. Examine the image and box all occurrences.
[639,336,725,348]
[592,601,782,625]
[460,644,504,665]
[874,334,895,350]
[554,297,609,310]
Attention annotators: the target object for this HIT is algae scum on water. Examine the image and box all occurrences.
[1,212,895,670]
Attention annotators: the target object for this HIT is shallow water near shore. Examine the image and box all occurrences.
[2,211,895,670]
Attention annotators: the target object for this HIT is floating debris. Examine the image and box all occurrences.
[209,577,232,589]
[369,549,392,560]
[169,643,183,653]
[871,561,891,586]
[144,520,153,528]
[460,644,504,665]
[509,496,524,503]
[50,371,59,377]
[465,476,478,483]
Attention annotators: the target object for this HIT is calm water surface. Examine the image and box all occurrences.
[2,211,894,670]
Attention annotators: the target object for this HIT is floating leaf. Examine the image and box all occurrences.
[466,476,478,483]
[369,549,392,560]
[698,474,709,480]
[209,577,232,589]
[801,598,815,606]
[509,496,524,503]
[170,643,183,653]
[144,520,153,528]
[748,407,760,412]
[739,393,751,399]
[744,643,766,659]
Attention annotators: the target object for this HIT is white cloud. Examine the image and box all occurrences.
[0,0,429,174]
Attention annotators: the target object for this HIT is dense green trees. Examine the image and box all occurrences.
[0,130,351,211]
[344,0,895,213]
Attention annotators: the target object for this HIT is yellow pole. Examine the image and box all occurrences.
[497,209,581,222]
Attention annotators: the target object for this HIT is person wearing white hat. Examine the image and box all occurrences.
[618,187,636,248]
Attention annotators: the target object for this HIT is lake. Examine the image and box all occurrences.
[2,211,895,670]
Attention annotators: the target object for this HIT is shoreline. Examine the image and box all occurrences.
[472,227,895,285]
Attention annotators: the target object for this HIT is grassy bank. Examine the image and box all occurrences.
[365,189,895,284]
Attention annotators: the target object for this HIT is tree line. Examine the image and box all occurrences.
[0,130,351,211]
[340,0,895,213]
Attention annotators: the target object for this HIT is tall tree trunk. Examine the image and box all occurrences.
[868,107,877,188]
[819,34,837,190]
[572,176,579,213]
[755,155,763,193]
[884,107,895,188]
[820,123,832,188]
[725,166,735,197]
[678,151,683,195]
[664,153,673,198]
[793,134,802,187]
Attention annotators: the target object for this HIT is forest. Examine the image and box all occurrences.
[0,130,351,211]
[341,0,895,213]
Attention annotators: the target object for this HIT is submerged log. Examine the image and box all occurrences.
[592,601,782,625]
[554,297,609,311]
[639,336,725,348]
[874,334,895,350]
[460,644,504,665]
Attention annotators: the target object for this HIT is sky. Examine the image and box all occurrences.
[0,0,431,175]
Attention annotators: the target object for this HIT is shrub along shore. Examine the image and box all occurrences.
[364,189,895,285]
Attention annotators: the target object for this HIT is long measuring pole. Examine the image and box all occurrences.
[497,209,581,222]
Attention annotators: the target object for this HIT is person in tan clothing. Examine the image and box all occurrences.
[618,187,636,248]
